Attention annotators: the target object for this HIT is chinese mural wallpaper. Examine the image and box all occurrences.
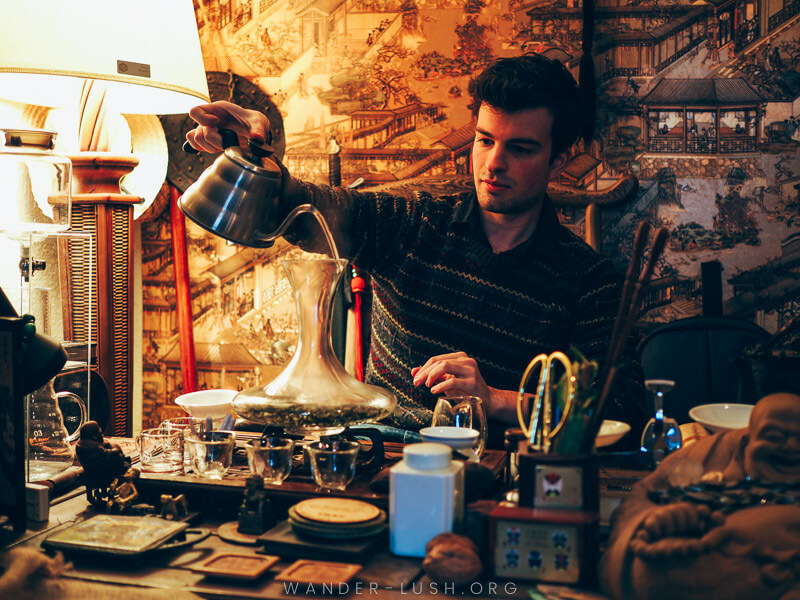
[141,0,800,426]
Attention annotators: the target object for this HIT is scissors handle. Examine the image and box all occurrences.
[516,352,576,452]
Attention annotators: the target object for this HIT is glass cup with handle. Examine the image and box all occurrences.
[138,428,184,474]
[245,437,295,485]
[161,416,210,471]
[304,438,360,491]
[432,395,488,457]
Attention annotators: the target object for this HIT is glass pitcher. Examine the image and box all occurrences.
[232,258,396,436]
[27,378,86,481]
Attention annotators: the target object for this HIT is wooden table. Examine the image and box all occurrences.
[6,488,612,600]
[4,442,650,599]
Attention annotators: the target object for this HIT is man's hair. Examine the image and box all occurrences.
[468,54,582,160]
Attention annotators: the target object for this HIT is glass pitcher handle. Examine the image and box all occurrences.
[56,391,87,443]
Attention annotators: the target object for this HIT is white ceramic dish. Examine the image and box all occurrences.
[689,403,753,433]
[174,389,236,425]
[419,426,479,449]
[595,420,631,447]
[419,426,480,461]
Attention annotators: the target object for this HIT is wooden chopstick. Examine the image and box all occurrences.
[602,221,651,380]
[607,226,669,376]
[580,226,669,452]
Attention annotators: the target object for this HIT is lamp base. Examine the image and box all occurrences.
[66,152,142,436]
[68,152,139,195]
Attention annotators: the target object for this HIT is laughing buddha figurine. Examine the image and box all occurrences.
[600,392,800,600]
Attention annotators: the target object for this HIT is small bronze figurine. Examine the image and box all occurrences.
[106,467,140,514]
[160,493,190,521]
[75,421,130,506]
[237,474,273,535]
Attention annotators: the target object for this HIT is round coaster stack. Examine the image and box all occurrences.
[288,498,387,540]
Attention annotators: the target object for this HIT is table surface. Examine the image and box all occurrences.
[7,489,611,600]
[4,444,648,599]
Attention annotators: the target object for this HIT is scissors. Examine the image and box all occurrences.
[516,351,576,453]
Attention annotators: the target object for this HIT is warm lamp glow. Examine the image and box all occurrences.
[0,1,209,115]
[0,0,209,197]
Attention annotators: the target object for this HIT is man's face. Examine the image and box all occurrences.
[472,104,568,216]
[744,394,800,484]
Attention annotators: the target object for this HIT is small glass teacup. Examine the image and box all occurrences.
[185,431,235,479]
[246,437,295,485]
[304,438,360,491]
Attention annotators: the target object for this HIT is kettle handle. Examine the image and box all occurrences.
[182,128,243,154]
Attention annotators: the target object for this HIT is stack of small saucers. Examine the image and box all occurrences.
[288,498,387,540]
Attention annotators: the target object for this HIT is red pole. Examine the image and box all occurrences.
[351,270,366,382]
[170,186,198,393]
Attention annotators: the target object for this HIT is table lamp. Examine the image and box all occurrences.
[0,0,210,435]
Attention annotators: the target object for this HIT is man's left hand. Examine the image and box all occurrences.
[412,352,523,424]
[412,351,492,407]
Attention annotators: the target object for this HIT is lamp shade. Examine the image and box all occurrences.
[0,0,210,114]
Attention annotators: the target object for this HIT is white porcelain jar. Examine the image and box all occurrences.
[389,442,464,557]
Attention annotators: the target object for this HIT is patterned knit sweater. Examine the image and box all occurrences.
[283,176,646,441]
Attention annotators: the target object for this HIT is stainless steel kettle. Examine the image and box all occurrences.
[179,129,286,248]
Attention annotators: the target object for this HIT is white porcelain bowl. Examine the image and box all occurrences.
[419,426,481,461]
[174,389,236,425]
[595,420,631,447]
[689,403,753,433]
[420,426,479,449]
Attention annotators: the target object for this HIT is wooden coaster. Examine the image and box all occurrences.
[288,505,385,528]
[292,498,380,524]
[275,559,361,585]
[217,521,261,545]
[190,552,279,580]
[288,517,387,540]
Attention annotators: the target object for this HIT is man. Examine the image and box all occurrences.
[186,55,645,447]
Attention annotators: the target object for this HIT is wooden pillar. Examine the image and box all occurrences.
[585,203,602,252]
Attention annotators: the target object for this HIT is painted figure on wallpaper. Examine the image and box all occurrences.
[713,168,761,247]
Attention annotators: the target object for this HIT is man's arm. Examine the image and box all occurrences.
[186,101,420,269]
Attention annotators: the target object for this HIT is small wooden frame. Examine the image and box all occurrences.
[189,552,279,580]
[489,502,598,586]
[275,559,362,586]
[517,448,599,510]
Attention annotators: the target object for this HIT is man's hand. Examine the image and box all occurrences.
[412,351,492,403]
[411,352,523,424]
[185,101,271,153]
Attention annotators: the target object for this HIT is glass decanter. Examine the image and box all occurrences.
[232,258,397,436]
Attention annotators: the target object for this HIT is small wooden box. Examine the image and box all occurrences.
[517,447,598,510]
[489,503,598,586]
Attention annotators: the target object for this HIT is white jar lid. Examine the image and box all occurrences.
[403,442,452,469]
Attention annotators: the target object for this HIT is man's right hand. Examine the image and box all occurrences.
[185,101,271,153]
